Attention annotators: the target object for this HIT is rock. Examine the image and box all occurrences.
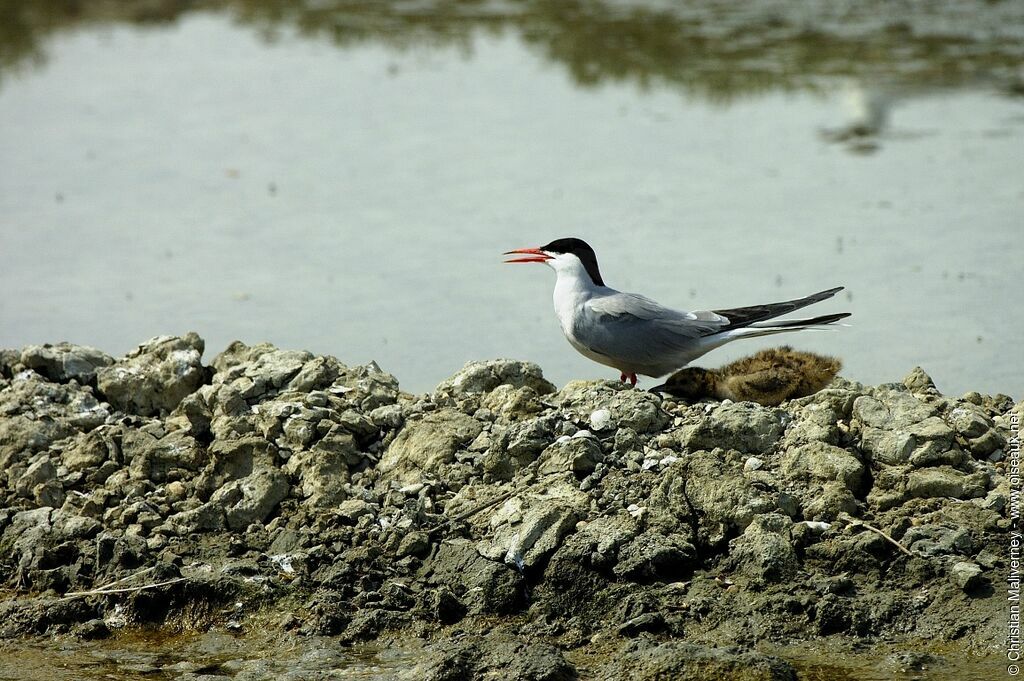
[15,455,57,499]
[424,539,523,615]
[902,367,938,395]
[780,442,865,493]
[97,333,207,416]
[783,396,852,446]
[497,494,586,570]
[62,426,120,472]
[727,513,799,584]
[435,359,557,396]
[124,429,204,483]
[33,479,65,507]
[648,453,775,545]
[590,408,612,431]
[906,467,987,500]
[210,469,290,531]
[537,436,603,478]
[282,431,358,507]
[854,390,959,466]
[369,404,404,429]
[950,561,984,591]
[336,498,375,524]
[0,341,1015,665]
[378,409,483,484]
[397,531,431,558]
[802,481,859,520]
[613,530,695,581]
[682,402,786,454]
[859,428,916,466]
[20,343,113,383]
[400,634,577,681]
[557,381,668,433]
[481,385,546,419]
[948,404,1005,458]
[902,524,974,558]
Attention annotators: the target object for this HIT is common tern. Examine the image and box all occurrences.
[649,346,842,406]
[504,238,850,386]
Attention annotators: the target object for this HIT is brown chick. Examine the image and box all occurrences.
[650,346,842,406]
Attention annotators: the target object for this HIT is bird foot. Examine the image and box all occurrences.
[618,372,638,387]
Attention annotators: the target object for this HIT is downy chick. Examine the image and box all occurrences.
[650,346,842,406]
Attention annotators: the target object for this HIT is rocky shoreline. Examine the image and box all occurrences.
[0,334,1016,679]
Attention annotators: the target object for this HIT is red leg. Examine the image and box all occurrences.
[628,373,637,387]
[619,372,627,383]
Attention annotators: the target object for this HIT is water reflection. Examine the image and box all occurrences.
[0,2,1021,398]
[3,0,1023,99]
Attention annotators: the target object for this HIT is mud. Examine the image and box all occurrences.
[0,335,1015,679]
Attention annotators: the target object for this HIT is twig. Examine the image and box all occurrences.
[63,577,187,599]
[89,565,158,591]
[428,489,516,535]
[840,515,914,557]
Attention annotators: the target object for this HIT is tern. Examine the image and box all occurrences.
[504,238,850,386]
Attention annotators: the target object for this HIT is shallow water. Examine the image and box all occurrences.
[0,629,415,680]
[0,1,1021,398]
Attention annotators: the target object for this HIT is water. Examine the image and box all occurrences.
[0,2,1021,399]
[0,629,416,680]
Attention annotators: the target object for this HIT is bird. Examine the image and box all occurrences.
[504,238,849,387]
[649,346,842,406]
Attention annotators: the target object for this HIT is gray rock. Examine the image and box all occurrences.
[33,479,65,507]
[425,539,523,615]
[481,385,545,419]
[124,429,204,483]
[97,333,207,416]
[203,436,278,492]
[902,524,974,557]
[369,404,404,429]
[435,359,557,396]
[399,633,577,681]
[211,468,290,530]
[52,513,102,541]
[682,402,786,455]
[902,366,938,395]
[947,404,993,440]
[15,455,57,499]
[500,496,585,570]
[0,416,72,461]
[613,531,695,580]
[780,442,865,493]
[282,432,357,507]
[859,427,915,466]
[727,513,799,584]
[163,501,226,535]
[62,426,121,472]
[906,467,987,500]
[950,561,984,591]
[802,481,859,520]
[378,408,483,484]
[537,436,604,478]
[336,498,375,524]
[20,343,113,383]
[556,381,669,433]
[853,390,935,430]
[853,390,961,467]
[397,531,431,558]
[649,453,775,544]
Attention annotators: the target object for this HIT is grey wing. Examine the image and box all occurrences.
[580,293,730,371]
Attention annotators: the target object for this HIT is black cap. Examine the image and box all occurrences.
[540,238,605,286]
